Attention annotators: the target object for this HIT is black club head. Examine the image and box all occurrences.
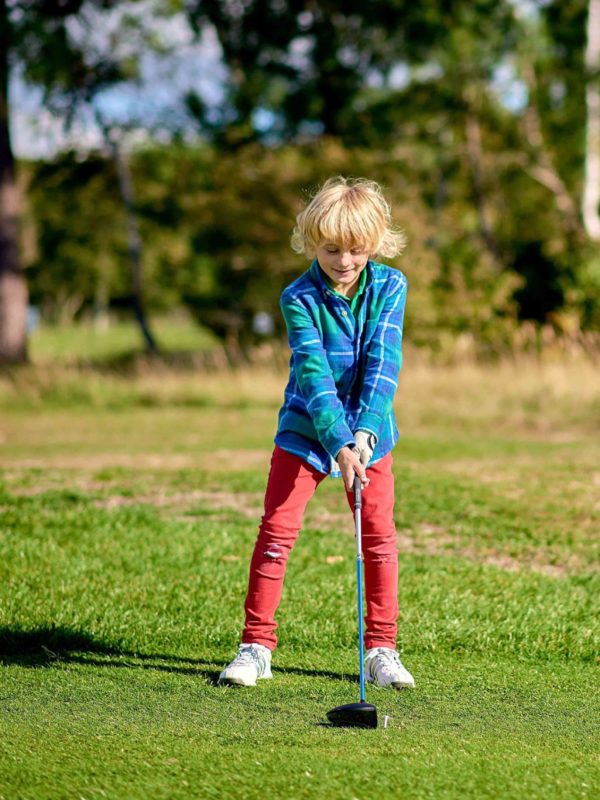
[326,701,378,729]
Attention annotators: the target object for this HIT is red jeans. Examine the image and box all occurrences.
[242,446,399,650]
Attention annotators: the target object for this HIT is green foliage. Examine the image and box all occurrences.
[26,154,128,323]
[184,0,598,334]
[537,0,588,190]
[186,0,516,145]
[22,130,599,352]
[16,1,600,353]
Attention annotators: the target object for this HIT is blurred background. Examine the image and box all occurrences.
[1,0,600,373]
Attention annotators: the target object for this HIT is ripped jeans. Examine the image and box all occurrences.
[242,445,399,651]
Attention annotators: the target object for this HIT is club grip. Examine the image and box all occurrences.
[353,475,362,509]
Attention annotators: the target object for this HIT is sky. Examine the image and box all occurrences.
[10,4,226,159]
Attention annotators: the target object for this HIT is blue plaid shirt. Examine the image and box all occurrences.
[275,259,408,477]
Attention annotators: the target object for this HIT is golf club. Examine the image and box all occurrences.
[326,474,378,729]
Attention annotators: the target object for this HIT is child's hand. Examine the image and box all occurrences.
[336,446,370,492]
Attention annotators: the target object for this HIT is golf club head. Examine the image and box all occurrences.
[326,701,378,729]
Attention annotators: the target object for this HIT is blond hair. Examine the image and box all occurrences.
[291,176,406,259]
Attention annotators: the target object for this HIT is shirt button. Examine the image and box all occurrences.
[341,310,347,316]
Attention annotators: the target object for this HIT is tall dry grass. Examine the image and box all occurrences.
[2,349,598,438]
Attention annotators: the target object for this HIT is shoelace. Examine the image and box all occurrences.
[370,648,402,675]
[233,646,266,672]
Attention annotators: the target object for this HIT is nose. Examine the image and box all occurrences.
[340,251,353,267]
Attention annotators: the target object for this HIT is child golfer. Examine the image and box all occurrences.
[219,176,414,690]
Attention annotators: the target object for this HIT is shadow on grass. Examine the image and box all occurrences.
[0,624,356,685]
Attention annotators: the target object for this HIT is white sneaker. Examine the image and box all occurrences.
[218,644,273,687]
[365,647,415,689]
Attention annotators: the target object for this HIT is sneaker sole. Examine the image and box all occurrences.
[390,680,415,690]
[366,674,415,690]
[218,676,257,687]
[217,672,273,687]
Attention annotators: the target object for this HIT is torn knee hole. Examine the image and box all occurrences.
[264,544,283,559]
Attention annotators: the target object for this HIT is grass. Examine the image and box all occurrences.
[1,352,599,799]
[28,317,218,365]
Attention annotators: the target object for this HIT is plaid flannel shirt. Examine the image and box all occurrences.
[275,259,408,477]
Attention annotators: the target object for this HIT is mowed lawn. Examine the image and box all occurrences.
[0,360,599,800]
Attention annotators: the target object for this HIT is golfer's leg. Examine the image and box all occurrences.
[345,453,398,650]
[242,446,324,650]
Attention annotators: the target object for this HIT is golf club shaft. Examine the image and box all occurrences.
[353,476,366,703]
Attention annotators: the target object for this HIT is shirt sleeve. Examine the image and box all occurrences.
[280,295,355,459]
[355,276,408,440]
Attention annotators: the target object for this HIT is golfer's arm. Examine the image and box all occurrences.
[281,298,354,458]
[355,278,407,440]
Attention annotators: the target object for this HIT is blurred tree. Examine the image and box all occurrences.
[510,0,600,327]
[185,1,514,145]
[26,153,128,324]
[25,142,218,330]
[0,0,170,363]
[186,0,600,331]
[1,0,29,363]
[14,0,600,352]
[583,0,600,240]
[102,123,158,353]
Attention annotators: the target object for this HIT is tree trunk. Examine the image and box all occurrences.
[463,87,503,271]
[0,0,28,364]
[519,61,580,231]
[583,0,600,241]
[109,133,158,354]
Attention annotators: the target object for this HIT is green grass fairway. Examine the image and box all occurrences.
[1,364,599,799]
[28,318,218,365]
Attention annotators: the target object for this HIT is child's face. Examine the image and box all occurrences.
[316,241,370,296]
